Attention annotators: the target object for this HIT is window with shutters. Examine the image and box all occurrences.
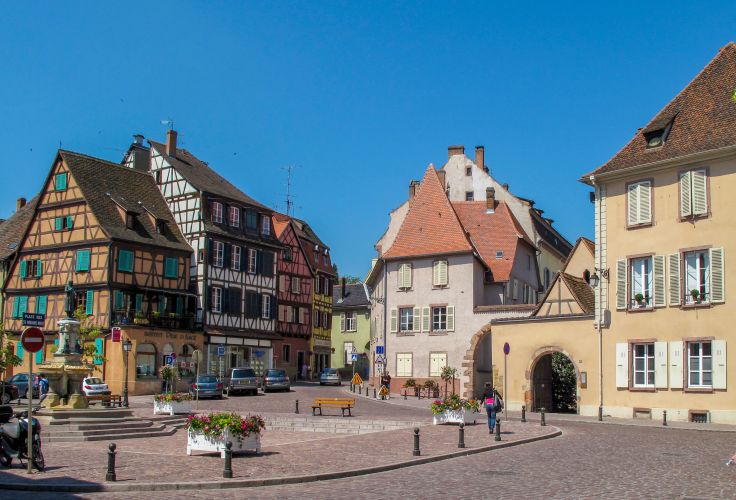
[398,263,412,290]
[213,241,224,267]
[118,250,134,273]
[630,257,653,308]
[21,259,42,279]
[164,257,179,279]
[344,311,356,332]
[632,343,655,387]
[246,210,258,229]
[284,247,293,261]
[687,341,712,388]
[399,307,414,332]
[432,260,448,287]
[679,169,708,219]
[344,342,354,365]
[431,306,447,331]
[684,250,709,305]
[626,180,652,227]
[261,294,271,319]
[261,215,271,236]
[248,249,257,273]
[229,206,240,227]
[76,249,91,272]
[430,352,447,377]
[54,216,74,231]
[211,201,223,224]
[396,353,413,377]
[465,191,474,201]
[55,172,68,191]
[232,246,241,271]
[212,287,222,313]
[75,291,88,315]
[291,276,300,294]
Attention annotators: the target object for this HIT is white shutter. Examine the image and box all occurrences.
[668,254,681,306]
[710,247,724,303]
[627,183,639,226]
[412,307,421,332]
[654,341,668,388]
[616,259,627,310]
[653,255,666,307]
[439,260,448,286]
[421,307,430,332]
[692,169,707,216]
[669,341,683,389]
[398,265,405,288]
[712,340,727,390]
[446,306,455,331]
[340,313,345,332]
[389,308,397,333]
[615,343,629,388]
[407,264,413,288]
[680,171,692,217]
[638,181,651,224]
[432,261,440,286]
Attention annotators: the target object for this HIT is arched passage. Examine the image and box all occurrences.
[530,349,578,413]
[462,325,493,399]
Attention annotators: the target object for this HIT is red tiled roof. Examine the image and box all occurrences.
[383,166,473,259]
[452,201,531,282]
[272,212,290,239]
[586,42,736,178]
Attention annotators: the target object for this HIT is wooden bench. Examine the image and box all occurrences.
[311,398,355,417]
[86,394,123,407]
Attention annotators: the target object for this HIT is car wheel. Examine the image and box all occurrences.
[0,392,10,405]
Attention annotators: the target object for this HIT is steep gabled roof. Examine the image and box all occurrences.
[560,273,594,314]
[383,166,473,260]
[586,42,736,179]
[333,282,370,309]
[149,140,269,210]
[452,201,535,282]
[0,196,39,262]
[290,217,335,277]
[59,150,191,252]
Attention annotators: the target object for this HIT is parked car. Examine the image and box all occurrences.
[189,375,223,399]
[320,368,341,386]
[5,374,39,399]
[227,367,259,396]
[81,377,110,397]
[0,382,20,404]
[261,369,291,392]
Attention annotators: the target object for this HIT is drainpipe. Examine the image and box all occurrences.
[382,259,388,385]
[591,175,603,422]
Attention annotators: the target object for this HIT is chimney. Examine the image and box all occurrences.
[166,129,178,157]
[502,183,509,191]
[16,198,26,211]
[486,187,496,213]
[436,170,446,190]
[448,145,465,158]
[409,180,420,200]
[341,277,346,300]
[475,146,484,172]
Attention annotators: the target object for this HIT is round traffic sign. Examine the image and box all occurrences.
[21,327,45,353]
[503,342,510,355]
[191,349,203,363]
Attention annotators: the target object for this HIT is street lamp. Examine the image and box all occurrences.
[122,339,132,408]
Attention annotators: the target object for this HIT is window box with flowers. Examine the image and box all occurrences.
[431,394,481,425]
[153,392,193,416]
[186,412,266,457]
[422,379,440,399]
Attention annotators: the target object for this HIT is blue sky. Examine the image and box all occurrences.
[1,2,734,277]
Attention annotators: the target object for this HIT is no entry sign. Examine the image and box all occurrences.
[21,327,45,353]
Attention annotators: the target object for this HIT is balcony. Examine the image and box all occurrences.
[112,311,197,330]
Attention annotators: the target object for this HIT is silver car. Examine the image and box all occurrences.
[320,368,342,386]
[261,369,291,392]
[227,367,259,396]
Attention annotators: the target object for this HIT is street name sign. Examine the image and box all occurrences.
[22,313,45,328]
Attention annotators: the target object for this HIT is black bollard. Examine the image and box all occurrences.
[458,423,465,449]
[106,443,117,482]
[540,407,547,426]
[663,409,667,426]
[404,390,407,400]
[366,385,369,397]
[521,405,526,423]
[412,428,420,456]
[598,406,603,422]
[223,442,233,479]
[295,399,299,414]
[495,420,501,441]
[373,388,376,399]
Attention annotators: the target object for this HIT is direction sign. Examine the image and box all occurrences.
[22,313,45,328]
[351,373,363,385]
[21,327,45,353]
[351,353,358,362]
[111,327,122,342]
[375,345,385,355]
[217,345,226,357]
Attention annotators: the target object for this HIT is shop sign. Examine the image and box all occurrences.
[111,327,121,342]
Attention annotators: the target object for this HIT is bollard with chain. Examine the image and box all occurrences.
[458,423,465,448]
[540,407,547,426]
[295,399,299,414]
[521,405,526,423]
[412,428,420,456]
[106,443,117,482]
[663,409,667,426]
[495,420,501,441]
[223,442,233,479]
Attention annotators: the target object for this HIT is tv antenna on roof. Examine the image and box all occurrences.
[160,118,175,130]
[282,165,298,216]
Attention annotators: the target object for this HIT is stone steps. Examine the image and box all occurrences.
[38,410,188,442]
[44,426,177,443]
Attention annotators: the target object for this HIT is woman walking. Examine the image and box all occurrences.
[482,382,501,434]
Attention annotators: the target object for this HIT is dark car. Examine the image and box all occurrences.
[0,382,19,404]
[261,369,291,392]
[227,368,259,396]
[5,373,39,399]
[189,375,223,399]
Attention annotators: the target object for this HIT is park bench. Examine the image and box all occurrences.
[86,394,123,407]
[311,397,355,417]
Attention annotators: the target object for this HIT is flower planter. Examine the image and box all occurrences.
[187,430,261,457]
[154,399,192,416]
[432,408,478,425]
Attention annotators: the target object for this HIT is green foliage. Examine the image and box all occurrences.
[551,352,577,413]
[74,306,104,367]
[341,275,362,284]
[403,378,417,388]
[440,366,457,382]
[154,392,192,403]
[187,413,266,440]
[0,328,22,375]
[430,394,481,414]
[160,364,180,393]
[423,379,439,390]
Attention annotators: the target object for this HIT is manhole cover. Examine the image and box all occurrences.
[482,471,515,476]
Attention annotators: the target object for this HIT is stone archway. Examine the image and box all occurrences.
[462,325,493,399]
[526,347,579,413]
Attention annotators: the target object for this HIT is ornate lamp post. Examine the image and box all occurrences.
[122,339,132,408]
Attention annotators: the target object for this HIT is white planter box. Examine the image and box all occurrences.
[432,408,477,425]
[187,430,262,457]
[154,399,192,416]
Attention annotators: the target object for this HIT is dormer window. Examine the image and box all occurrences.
[465,167,472,176]
[126,212,136,229]
[465,191,474,201]
[261,215,271,236]
[495,251,504,259]
[246,210,258,229]
[644,117,675,149]
[156,219,166,235]
[211,201,223,224]
[229,206,240,227]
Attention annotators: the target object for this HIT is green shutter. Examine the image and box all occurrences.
[55,217,63,231]
[158,295,166,314]
[118,250,133,272]
[35,348,43,364]
[12,297,19,319]
[135,294,143,312]
[17,343,24,360]
[36,295,47,315]
[94,338,103,365]
[176,296,183,315]
[36,260,42,277]
[76,250,90,272]
[114,291,124,310]
[55,172,67,190]
[18,296,28,316]
[86,290,94,315]
[164,257,178,279]
[19,260,27,279]
[66,215,73,229]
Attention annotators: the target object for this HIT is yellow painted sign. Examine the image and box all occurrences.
[351,373,363,385]
[378,385,389,397]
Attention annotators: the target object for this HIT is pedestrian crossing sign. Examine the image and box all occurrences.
[378,385,389,397]
[351,373,363,385]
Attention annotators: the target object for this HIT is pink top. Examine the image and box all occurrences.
[485,397,494,405]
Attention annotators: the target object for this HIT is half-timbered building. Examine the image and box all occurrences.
[2,150,200,395]
[129,130,282,377]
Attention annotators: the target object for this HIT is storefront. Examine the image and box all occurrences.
[205,334,273,379]
[312,337,332,378]
[272,337,310,381]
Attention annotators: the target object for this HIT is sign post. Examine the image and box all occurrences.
[192,349,203,410]
[21,327,44,474]
[503,342,510,422]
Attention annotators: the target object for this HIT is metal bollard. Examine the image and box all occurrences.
[495,420,501,441]
[366,385,369,397]
[521,405,526,423]
[412,428,420,456]
[404,390,407,400]
[106,443,116,482]
[458,423,465,448]
[598,406,603,422]
[223,442,233,479]
[373,388,377,399]
[540,407,547,426]
[295,399,299,414]
[663,409,667,426]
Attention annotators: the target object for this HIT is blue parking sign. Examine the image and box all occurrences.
[217,345,226,356]
[375,345,385,355]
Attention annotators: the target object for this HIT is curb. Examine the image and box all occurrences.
[0,426,561,493]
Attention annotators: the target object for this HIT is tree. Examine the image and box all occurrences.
[341,275,362,284]
[440,366,457,396]
[0,327,22,403]
[75,306,104,368]
[332,263,339,277]
[551,353,577,412]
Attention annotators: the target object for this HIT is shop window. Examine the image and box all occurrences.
[136,343,157,378]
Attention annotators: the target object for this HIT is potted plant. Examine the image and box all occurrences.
[423,379,440,398]
[133,311,148,326]
[634,293,646,307]
[186,412,265,457]
[154,392,193,416]
[160,364,180,393]
[402,378,418,397]
[431,394,481,425]
[690,289,700,303]
[440,366,458,396]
